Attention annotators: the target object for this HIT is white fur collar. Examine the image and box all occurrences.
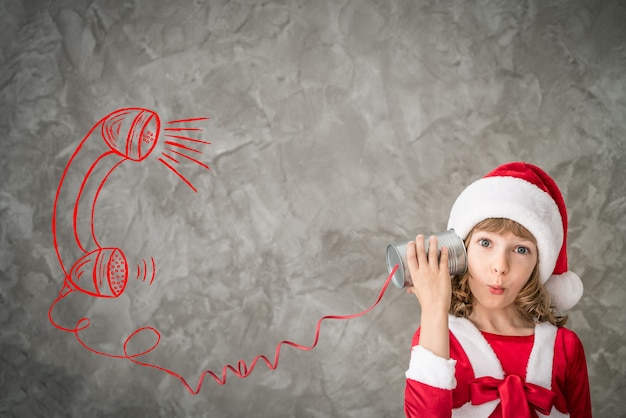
[448,315,557,388]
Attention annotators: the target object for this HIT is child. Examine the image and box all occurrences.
[403,162,592,417]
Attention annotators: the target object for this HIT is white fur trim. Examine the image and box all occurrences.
[452,400,501,418]
[538,408,570,418]
[448,317,503,418]
[448,316,504,378]
[449,317,569,417]
[405,345,457,390]
[453,402,569,418]
[447,176,563,284]
[526,322,557,389]
[544,271,584,311]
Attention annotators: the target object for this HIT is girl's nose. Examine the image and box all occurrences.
[492,251,509,276]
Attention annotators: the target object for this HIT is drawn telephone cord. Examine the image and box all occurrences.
[48,107,398,394]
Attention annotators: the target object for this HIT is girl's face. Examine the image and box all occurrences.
[466,229,538,312]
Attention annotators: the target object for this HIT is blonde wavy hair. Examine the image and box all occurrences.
[449,218,568,327]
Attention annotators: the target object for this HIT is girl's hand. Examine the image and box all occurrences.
[405,235,452,314]
[406,235,452,359]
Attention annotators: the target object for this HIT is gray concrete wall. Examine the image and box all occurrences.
[1,0,625,417]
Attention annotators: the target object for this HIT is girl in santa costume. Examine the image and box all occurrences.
[403,162,592,417]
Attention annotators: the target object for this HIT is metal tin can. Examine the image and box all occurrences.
[386,230,467,288]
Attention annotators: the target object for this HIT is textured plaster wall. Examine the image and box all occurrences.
[1,0,625,417]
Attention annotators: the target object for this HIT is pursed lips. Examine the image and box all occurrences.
[488,285,505,295]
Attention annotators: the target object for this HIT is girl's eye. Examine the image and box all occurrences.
[478,239,490,247]
[515,246,530,255]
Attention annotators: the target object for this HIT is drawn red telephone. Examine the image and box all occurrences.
[50,108,208,300]
[48,107,396,394]
[49,107,208,330]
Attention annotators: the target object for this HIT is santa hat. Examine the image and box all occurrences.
[447,162,583,311]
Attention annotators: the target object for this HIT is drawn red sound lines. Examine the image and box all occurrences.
[165,127,204,132]
[161,152,180,164]
[168,117,210,124]
[135,258,156,285]
[164,140,201,153]
[157,157,199,192]
[154,117,212,192]
[165,133,212,145]
[163,148,211,170]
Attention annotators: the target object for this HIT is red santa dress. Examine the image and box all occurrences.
[404,315,592,417]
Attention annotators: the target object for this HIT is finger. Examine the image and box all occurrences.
[406,240,419,273]
[415,234,428,266]
[439,245,449,273]
[428,235,439,267]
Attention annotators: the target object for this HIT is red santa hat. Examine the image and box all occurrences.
[447,162,583,311]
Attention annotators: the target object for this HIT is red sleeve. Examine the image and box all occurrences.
[557,328,592,418]
[404,328,454,418]
[405,380,453,418]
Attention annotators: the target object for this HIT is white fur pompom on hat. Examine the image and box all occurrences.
[447,162,583,311]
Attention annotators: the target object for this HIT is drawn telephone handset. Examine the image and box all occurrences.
[49,107,209,332]
[49,107,396,394]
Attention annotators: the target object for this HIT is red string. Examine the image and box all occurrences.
[52,264,398,394]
